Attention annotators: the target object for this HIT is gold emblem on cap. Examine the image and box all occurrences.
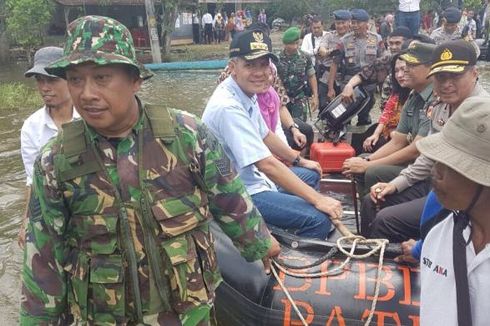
[440,49,453,61]
[253,32,264,43]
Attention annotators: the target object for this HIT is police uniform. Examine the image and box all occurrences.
[430,7,463,45]
[333,9,386,124]
[21,15,272,325]
[316,10,351,109]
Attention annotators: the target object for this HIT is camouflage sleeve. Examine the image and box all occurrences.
[305,55,315,77]
[20,144,69,324]
[273,76,290,107]
[359,52,391,85]
[195,119,272,262]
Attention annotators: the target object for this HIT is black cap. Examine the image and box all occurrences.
[390,26,412,39]
[333,10,352,21]
[427,40,477,77]
[400,41,436,64]
[229,29,278,62]
[443,7,462,24]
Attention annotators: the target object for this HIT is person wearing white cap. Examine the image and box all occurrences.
[417,96,490,325]
[19,47,78,247]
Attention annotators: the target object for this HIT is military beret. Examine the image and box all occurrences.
[333,10,352,21]
[400,41,436,64]
[443,7,462,24]
[428,40,477,77]
[350,9,369,22]
[282,26,301,44]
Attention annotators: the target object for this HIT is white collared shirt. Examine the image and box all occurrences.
[398,0,420,12]
[301,31,328,66]
[20,106,80,185]
[420,213,490,325]
[202,13,213,25]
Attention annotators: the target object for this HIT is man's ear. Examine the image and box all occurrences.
[132,78,143,93]
[229,59,237,77]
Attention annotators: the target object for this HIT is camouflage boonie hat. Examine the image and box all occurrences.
[46,15,153,80]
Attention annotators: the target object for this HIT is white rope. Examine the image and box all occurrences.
[271,234,389,326]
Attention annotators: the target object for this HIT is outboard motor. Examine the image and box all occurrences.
[315,86,371,143]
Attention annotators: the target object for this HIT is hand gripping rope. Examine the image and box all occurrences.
[271,217,389,326]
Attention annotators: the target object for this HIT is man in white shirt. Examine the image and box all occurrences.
[416,96,490,325]
[203,29,343,239]
[19,47,78,246]
[202,11,214,44]
[300,16,327,66]
[396,0,421,35]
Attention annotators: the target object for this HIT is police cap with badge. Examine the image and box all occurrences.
[230,29,278,61]
[427,40,477,77]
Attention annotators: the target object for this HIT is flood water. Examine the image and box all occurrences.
[1,62,490,323]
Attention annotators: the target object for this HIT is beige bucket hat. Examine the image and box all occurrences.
[416,96,490,187]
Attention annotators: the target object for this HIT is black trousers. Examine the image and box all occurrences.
[204,24,213,44]
[360,179,431,242]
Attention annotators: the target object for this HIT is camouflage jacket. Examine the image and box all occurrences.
[276,50,315,101]
[430,26,462,45]
[21,102,272,325]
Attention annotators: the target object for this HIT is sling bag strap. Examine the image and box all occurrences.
[452,212,472,326]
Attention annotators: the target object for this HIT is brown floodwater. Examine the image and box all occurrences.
[1,62,490,323]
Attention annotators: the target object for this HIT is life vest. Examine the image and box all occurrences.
[56,104,220,323]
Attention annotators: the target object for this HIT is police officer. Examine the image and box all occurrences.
[316,9,352,109]
[430,7,463,44]
[276,26,319,121]
[20,15,280,325]
[329,9,386,126]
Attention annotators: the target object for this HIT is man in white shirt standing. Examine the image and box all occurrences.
[19,47,78,246]
[300,16,327,67]
[416,96,490,326]
[202,11,214,44]
[396,0,421,35]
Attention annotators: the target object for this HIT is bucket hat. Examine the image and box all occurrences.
[25,47,64,78]
[416,96,490,187]
[46,15,153,80]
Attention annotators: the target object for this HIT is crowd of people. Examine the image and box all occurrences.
[16,3,490,325]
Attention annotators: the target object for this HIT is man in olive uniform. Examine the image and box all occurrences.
[329,9,386,126]
[20,15,279,325]
[276,26,319,121]
[316,9,352,108]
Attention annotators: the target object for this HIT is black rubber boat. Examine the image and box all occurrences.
[212,181,420,326]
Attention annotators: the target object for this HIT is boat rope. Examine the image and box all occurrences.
[271,218,389,326]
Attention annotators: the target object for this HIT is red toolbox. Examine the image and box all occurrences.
[310,142,355,173]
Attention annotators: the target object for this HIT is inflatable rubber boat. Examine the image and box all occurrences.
[212,181,420,326]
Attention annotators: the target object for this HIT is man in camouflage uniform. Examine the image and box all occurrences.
[20,15,279,325]
[316,9,351,108]
[276,26,319,121]
[329,9,386,125]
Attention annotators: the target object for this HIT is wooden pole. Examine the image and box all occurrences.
[144,0,162,63]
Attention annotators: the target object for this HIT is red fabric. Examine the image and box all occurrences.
[378,94,399,124]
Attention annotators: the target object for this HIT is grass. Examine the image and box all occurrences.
[0,83,41,110]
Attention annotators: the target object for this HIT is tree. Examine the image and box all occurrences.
[0,0,9,63]
[159,0,180,57]
[6,0,54,64]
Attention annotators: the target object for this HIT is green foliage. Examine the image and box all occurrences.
[0,83,42,110]
[6,0,54,49]
[463,0,483,11]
